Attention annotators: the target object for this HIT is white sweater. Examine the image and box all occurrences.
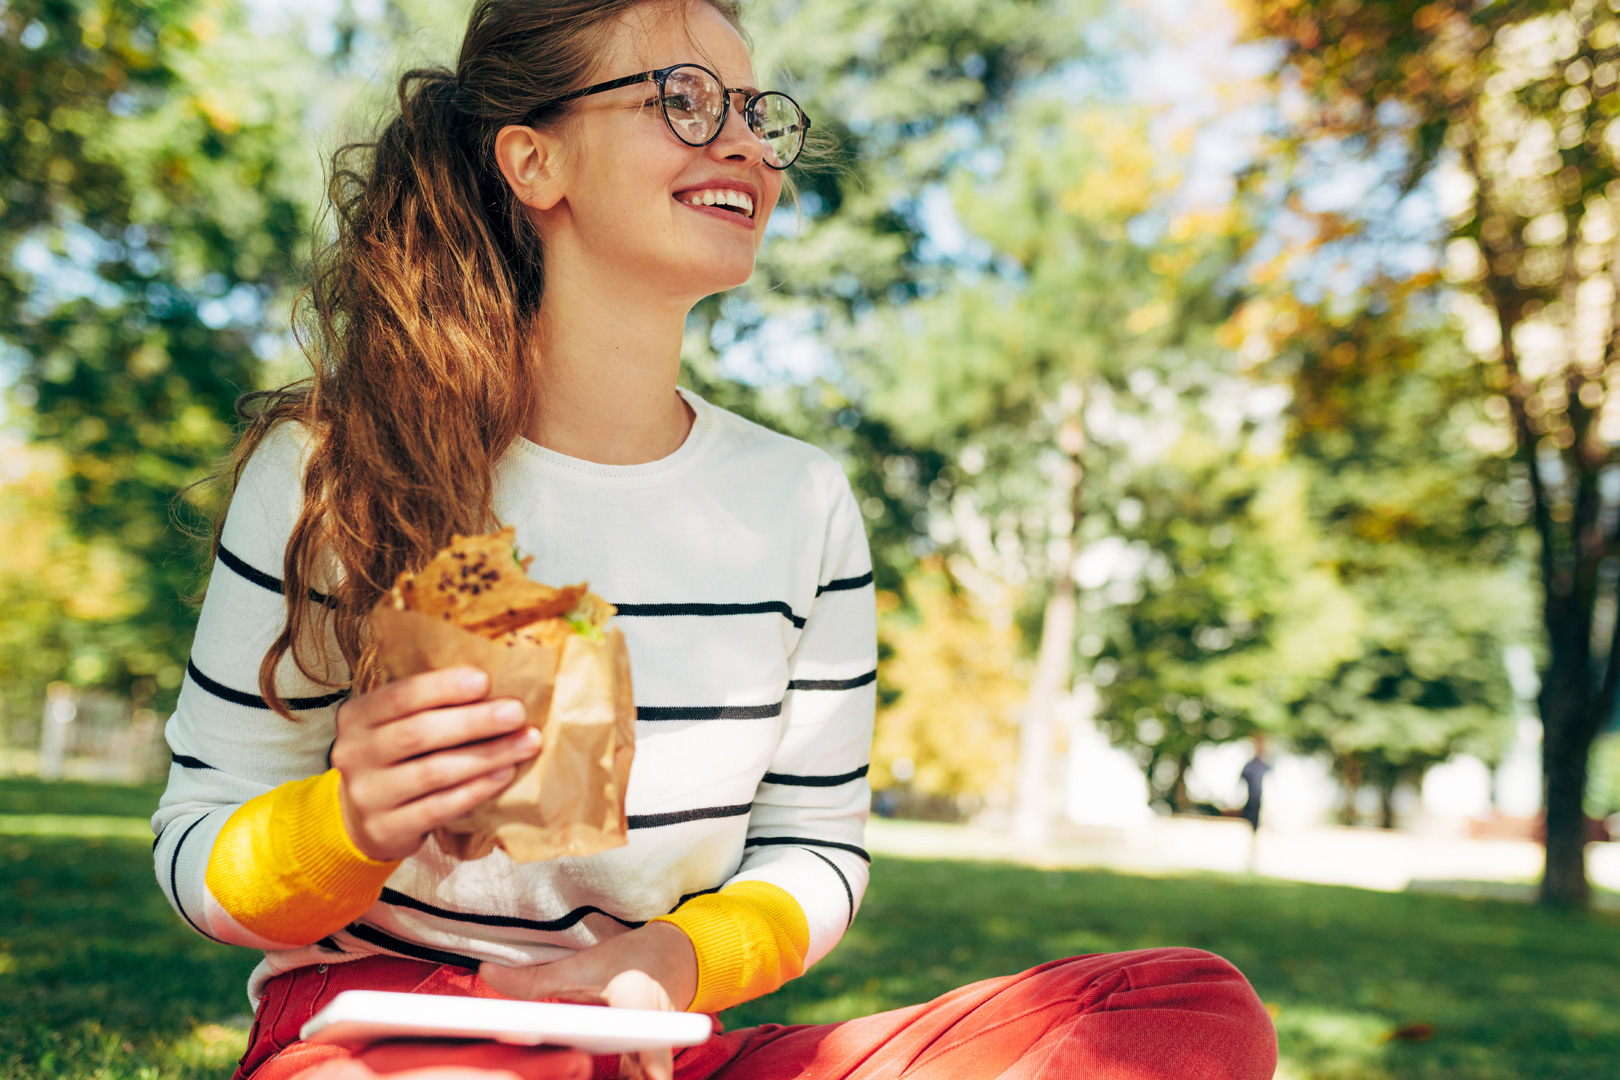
[152,388,877,1002]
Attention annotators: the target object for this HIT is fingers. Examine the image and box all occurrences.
[349,724,539,810]
[602,970,673,1012]
[626,1048,672,1080]
[362,765,521,850]
[373,699,531,766]
[340,668,491,731]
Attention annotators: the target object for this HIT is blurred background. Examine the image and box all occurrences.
[2,0,1619,1077]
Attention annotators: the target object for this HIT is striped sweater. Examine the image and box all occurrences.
[152,388,877,1014]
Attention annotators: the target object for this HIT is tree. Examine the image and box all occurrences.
[1265,282,1531,825]
[850,102,1261,837]
[1,0,319,712]
[1238,0,1620,905]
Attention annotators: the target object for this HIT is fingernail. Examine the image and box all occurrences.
[517,727,541,747]
[493,700,525,725]
[461,668,489,693]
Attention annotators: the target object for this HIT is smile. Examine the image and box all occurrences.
[674,188,755,219]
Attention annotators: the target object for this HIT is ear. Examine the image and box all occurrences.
[494,124,567,212]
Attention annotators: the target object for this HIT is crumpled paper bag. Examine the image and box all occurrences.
[369,604,635,862]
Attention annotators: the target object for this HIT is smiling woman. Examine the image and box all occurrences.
[149,3,1276,1080]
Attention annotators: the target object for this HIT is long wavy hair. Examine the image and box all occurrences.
[221,0,745,717]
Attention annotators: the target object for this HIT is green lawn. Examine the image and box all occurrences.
[3,777,1617,1079]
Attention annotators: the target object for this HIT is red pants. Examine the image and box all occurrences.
[237,950,1276,1080]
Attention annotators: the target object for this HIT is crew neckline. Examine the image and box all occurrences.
[505,387,718,487]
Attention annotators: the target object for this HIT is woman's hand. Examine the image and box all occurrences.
[479,923,700,1080]
[332,667,538,862]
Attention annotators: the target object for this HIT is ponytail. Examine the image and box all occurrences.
[221,0,745,716]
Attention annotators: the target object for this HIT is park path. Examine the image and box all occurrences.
[866,816,1620,908]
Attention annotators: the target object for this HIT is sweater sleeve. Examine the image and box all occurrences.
[653,461,876,1013]
[151,425,392,949]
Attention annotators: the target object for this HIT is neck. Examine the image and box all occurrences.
[525,265,694,466]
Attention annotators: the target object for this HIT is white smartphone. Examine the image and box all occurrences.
[299,990,713,1054]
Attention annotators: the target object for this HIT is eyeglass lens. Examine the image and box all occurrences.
[660,67,804,168]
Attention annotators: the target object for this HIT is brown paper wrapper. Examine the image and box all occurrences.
[370,605,635,862]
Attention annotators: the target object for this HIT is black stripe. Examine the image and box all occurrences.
[788,670,877,692]
[168,811,225,944]
[613,601,806,630]
[379,888,646,933]
[744,835,871,862]
[216,545,333,606]
[345,922,481,969]
[187,659,348,712]
[668,885,722,912]
[805,848,856,927]
[627,802,753,830]
[637,702,783,721]
[762,764,870,788]
[816,572,873,596]
[171,752,215,771]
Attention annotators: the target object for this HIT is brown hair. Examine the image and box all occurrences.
[225,0,744,716]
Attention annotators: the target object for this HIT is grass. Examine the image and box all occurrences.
[3,777,1617,1079]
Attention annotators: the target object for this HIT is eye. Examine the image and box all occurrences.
[662,92,699,114]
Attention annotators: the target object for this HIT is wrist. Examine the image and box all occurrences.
[637,921,698,1011]
[336,772,392,862]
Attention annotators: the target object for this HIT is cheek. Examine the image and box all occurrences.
[754,182,786,248]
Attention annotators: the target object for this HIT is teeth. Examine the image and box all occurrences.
[677,188,754,218]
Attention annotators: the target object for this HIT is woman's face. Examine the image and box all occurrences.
[526,2,785,304]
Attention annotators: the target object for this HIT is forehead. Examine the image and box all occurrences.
[595,2,756,88]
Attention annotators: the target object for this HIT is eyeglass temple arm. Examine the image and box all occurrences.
[550,71,657,107]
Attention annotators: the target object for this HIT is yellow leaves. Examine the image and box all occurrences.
[873,565,1024,799]
[1058,114,1164,222]
[0,441,140,629]
[1167,208,1238,244]
[1149,249,1199,278]
[80,7,107,50]
[195,91,239,134]
[1413,4,1447,32]
[190,15,221,44]
[1126,299,1172,334]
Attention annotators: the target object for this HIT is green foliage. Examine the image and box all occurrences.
[1,0,320,712]
[1236,0,1620,898]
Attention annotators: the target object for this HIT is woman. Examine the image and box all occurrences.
[153,2,1279,1078]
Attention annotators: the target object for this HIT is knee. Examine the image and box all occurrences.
[1122,948,1277,1077]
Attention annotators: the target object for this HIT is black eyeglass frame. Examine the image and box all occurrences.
[536,62,811,170]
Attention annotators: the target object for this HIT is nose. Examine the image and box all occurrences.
[707,94,766,168]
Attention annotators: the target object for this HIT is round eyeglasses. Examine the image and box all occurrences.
[542,63,811,170]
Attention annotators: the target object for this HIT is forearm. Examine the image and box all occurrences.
[206,768,400,946]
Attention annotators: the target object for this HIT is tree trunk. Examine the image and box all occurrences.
[1336,756,1362,826]
[1539,666,1598,907]
[1014,576,1076,848]
[1013,400,1086,849]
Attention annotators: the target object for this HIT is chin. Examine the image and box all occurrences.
[680,255,757,297]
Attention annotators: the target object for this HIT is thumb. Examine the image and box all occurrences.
[479,960,605,1004]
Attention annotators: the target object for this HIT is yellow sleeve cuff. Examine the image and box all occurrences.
[650,880,809,1014]
[205,768,400,945]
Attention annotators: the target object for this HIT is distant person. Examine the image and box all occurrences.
[1240,735,1271,833]
[1240,736,1271,872]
